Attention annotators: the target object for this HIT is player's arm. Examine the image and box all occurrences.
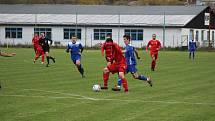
[146,41,150,52]
[157,41,161,51]
[80,44,84,54]
[134,48,140,59]
[39,38,43,46]
[66,44,71,53]
[47,38,53,45]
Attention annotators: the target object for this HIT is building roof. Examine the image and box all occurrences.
[0,4,207,15]
[0,5,208,27]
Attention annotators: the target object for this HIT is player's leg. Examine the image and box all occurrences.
[75,58,85,78]
[189,51,192,59]
[34,46,37,54]
[101,67,110,89]
[45,51,50,67]
[151,53,156,71]
[192,51,195,59]
[33,47,41,63]
[102,63,117,89]
[118,64,128,92]
[118,72,128,92]
[47,47,55,63]
[112,74,122,91]
[41,51,45,64]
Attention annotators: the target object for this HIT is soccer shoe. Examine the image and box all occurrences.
[147,77,153,87]
[151,67,155,71]
[112,85,121,91]
[33,60,36,64]
[46,64,49,67]
[41,62,44,64]
[101,86,108,90]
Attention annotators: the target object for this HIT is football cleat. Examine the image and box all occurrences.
[101,86,108,90]
[112,85,121,91]
[147,77,153,87]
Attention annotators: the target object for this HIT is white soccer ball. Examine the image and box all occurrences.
[92,84,101,92]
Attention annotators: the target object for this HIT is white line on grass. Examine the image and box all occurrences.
[1,88,215,106]
[23,88,97,100]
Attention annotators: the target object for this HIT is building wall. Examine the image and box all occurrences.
[3,25,214,48]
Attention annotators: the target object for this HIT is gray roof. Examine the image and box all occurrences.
[0,4,207,15]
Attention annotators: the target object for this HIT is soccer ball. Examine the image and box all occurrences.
[92,84,101,92]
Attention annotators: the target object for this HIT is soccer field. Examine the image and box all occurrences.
[0,48,215,121]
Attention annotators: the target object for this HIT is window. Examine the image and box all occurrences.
[195,31,199,41]
[207,31,210,41]
[189,29,194,41]
[201,30,204,41]
[34,28,52,39]
[124,29,143,41]
[5,28,22,38]
[94,29,112,40]
[64,28,81,39]
[212,31,215,41]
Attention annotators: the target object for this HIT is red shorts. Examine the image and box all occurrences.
[107,62,126,74]
[150,51,158,60]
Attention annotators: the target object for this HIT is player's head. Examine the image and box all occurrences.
[123,35,130,45]
[106,38,113,43]
[106,34,112,39]
[71,35,77,43]
[34,33,38,37]
[40,33,45,38]
[152,34,156,40]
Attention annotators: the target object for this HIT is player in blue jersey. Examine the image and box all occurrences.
[66,36,85,78]
[112,35,153,91]
[188,39,197,60]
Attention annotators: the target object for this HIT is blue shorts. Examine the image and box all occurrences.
[126,65,137,74]
[71,55,81,64]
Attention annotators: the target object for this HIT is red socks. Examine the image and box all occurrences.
[151,60,156,70]
[121,78,128,92]
[103,72,109,87]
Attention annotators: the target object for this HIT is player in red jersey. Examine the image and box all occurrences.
[101,38,129,92]
[146,34,161,71]
[32,33,39,53]
[32,33,45,64]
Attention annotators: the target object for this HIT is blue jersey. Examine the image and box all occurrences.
[67,42,83,57]
[125,44,136,66]
[189,41,197,51]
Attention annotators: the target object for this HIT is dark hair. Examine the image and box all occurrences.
[70,35,77,38]
[106,38,113,43]
[123,35,130,41]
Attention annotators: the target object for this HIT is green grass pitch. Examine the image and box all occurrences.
[0,48,215,121]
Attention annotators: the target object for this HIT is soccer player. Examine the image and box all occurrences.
[112,35,153,91]
[32,33,39,53]
[101,38,129,92]
[39,33,55,67]
[188,39,197,60]
[33,34,44,64]
[146,34,161,71]
[66,36,85,78]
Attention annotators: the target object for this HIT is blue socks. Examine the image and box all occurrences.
[138,75,147,81]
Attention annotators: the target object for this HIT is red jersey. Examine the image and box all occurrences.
[101,42,114,62]
[147,40,161,53]
[32,36,40,47]
[101,42,125,64]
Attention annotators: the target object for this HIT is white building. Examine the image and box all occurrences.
[0,5,214,47]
